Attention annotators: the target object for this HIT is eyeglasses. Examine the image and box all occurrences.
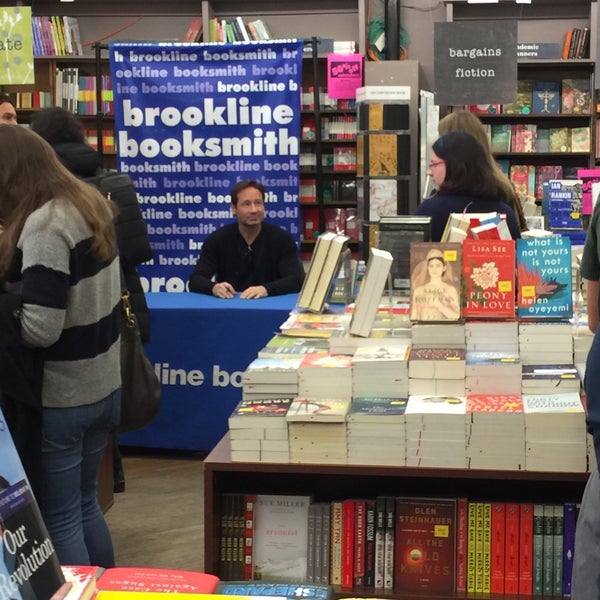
[429,159,445,169]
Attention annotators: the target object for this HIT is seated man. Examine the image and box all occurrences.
[188,180,305,299]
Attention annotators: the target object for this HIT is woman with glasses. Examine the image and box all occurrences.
[415,131,521,241]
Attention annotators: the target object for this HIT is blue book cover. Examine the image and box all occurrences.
[547,179,583,230]
[216,581,333,600]
[562,502,577,597]
[516,236,573,319]
[532,81,560,114]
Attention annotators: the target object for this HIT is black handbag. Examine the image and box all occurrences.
[118,289,161,434]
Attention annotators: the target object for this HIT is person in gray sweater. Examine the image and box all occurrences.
[0,124,121,567]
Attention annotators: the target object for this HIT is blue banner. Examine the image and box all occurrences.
[109,40,303,292]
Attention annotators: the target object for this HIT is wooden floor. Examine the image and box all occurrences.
[105,448,206,571]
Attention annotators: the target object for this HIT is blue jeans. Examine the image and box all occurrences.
[38,390,120,567]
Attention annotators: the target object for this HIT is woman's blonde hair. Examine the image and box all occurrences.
[0,124,118,274]
[438,110,528,230]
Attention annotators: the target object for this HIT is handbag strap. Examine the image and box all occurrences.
[119,260,135,327]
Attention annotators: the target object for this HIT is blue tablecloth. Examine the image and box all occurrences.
[119,292,298,451]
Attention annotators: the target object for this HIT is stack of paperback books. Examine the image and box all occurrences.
[286,396,351,464]
[465,394,525,470]
[522,393,587,472]
[521,364,581,395]
[407,347,466,397]
[518,322,575,365]
[242,356,302,402]
[297,353,353,399]
[410,322,466,349]
[464,321,519,353]
[228,397,293,463]
[465,350,522,395]
[351,344,410,397]
[404,395,467,468]
[346,397,407,466]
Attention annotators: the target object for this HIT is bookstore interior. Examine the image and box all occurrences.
[3,0,600,599]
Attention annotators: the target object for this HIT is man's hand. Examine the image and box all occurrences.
[240,285,268,299]
[212,281,236,298]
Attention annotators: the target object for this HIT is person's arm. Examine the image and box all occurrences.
[188,235,220,295]
[262,238,306,296]
[585,278,599,333]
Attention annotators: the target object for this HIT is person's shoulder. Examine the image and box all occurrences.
[263,222,295,239]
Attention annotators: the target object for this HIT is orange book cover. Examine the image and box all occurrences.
[490,503,506,594]
[561,29,573,60]
[504,504,520,594]
[519,503,534,595]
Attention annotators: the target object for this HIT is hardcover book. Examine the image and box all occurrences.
[503,80,533,114]
[509,164,535,200]
[577,168,600,214]
[357,178,410,222]
[516,236,573,319]
[547,179,583,229]
[358,132,411,177]
[357,102,410,131]
[215,581,333,600]
[409,242,462,322]
[561,78,592,114]
[531,80,560,114]
[535,165,563,200]
[0,407,66,600]
[461,239,516,318]
[571,126,590,153]
[548,127,571,152]
[511,123,537,152]
[96,568,220,593]
[490,124,512,153]
[252,494,312,582]
[394,497,456,592]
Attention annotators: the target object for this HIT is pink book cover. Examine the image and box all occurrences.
[466,394,524,413]
[577,168,600,214]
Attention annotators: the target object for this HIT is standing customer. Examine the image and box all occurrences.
[0,125,121,567]
[189,180,305,298]
[572,199,600,598]
[438,110,528,232]
[415,131,522,241]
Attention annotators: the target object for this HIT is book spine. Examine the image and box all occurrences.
[321,503,331,585]
[364,499,376,587]
[353,500,366,586]
[490,502,505,594]
[374,496,386,589]
[518,503,533,595]
[341,499,355,588]
[243,494,255,581]
[455,497,468,593]
[542,504,555,596]
[466,502,477,593]
[533,504,544,595]
[504,503,520,595]
[563,502,577,596]
[482,502,491,594]
[307,503,317,582]
[474,502,484,593]
[314,503,324,583]
[330,501,343,586]
[553,504,564,596]
[383,496,395,590]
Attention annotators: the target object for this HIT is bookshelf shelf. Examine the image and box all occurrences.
[203,433,588,599]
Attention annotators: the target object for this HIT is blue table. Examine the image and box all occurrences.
[120,293,298,451]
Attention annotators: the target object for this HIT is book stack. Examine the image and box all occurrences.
[298,353,353,400]
[522,393,587,472]
[404,395,467,468]
[465,351,522,395]
[464,321,519,354]
[410,323,466,349]
[242,356,302,402]
[257,334,329,359]
[518,322,574,365]
[351,344,411,398]
[328,321,411,355]
[521,365,581,395]
[279,310,350,339]
[346,397,407,466]
[286,396,351,464]
[407,347,466,397]
[228,397,293,463]
[465,394,525,470]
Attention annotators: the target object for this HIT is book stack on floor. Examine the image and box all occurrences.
[286,393,351,464]
[404,395,467,468]
[518,321,575,365]
[228,397,293,463]
[465,350,522,395]
[522,392,588,472]
[351,344,411,398]
[465,394,525,470]
[346,396,407,466]
[407,347,466,396]
[521,364,581,395]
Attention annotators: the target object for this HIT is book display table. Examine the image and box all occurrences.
[120,292,298,451]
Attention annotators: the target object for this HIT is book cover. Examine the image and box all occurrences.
[58,565,103,600]
[96,567,220,593]
[552,504,563,596]
[510,164,535,200]
[571,126,590,153]
[577,168,600,214]
[353,500,366,586]
[542,504,554,596]
[516,236,573,319]
[455,497,468,594]
[461,239,516,318]
[409,242,462,322]
[489,503,505,594]
[243,495,256,581]
[531,80,560,114]
[329,502,343,586]
[364,499,376,587]
[229,398,293,429]
[0,408,66,600]
[286,396,351,422]
[341,499,355,588]
[561,78,592,114]
[549,127,571,152]
[183,17,203,42]
[533,504,544,595]
[363,133,411,177]
[215,581,333,600]
[394,497,456,592]
[504,503,520,595]
[383,497,395,590]
[474,502,484,593]
[547,179,583,229]
[358,102,410,131]
[252,494,312,582]
[535,165,563,200]
[490,124,512,153]
[511,123,537,152]
[519,503,533,595]
[467,502,476,593]
[562,502,577,596]
[374,497,386,589]
[503,80,533,114]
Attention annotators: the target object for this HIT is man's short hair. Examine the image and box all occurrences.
[0,93,15,108]
[231,180,266,206]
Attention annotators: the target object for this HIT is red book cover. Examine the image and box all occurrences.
[455,497,468,593]
[504,504,520,595]
[490,503,505,594]
[519,503,534,595]
[466,394,524,414]
[243,494,256,580]
[462,239,516,318]
[341,499,355,588]
[58,565,103,600]
[394,497,456,593]
[96,567,220,593]
[353,500,366,587]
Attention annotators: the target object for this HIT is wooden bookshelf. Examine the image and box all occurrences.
[203,432,588,599]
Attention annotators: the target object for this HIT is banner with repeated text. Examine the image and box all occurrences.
[109,40,303,292]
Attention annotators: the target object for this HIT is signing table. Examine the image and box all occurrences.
[120,292,298,451]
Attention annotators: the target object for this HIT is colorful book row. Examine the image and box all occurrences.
[32,15,83,57]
